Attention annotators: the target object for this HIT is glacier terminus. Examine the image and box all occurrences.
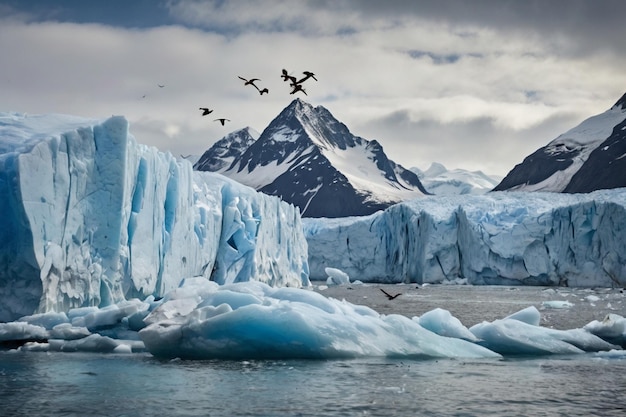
[0,112,309,322]
[1,110,626,361]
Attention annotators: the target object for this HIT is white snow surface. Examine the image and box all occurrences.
[412,162,502,195]
[508,104,626,192]
[0,112,309,322]
[304,189,626,287]
[320,143,424,204]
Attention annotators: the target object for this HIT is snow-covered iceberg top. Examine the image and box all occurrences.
[304,190,626,287]
[0,112,309,322]
[1,280,622,360]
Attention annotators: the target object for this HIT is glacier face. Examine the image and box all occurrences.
[304,190,626,287]
[0,113,309,322]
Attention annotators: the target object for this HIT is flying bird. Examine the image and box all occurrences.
[256,87,269,95]
[290,83,307,96]
[238,76,261,88]
[280,69,293,81]
[298,71,317,83]
[380,288,401,300]
[214,118,230,126]
[199,107,213,116]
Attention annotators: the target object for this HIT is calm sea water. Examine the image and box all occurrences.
[2,284,626,416]
[2,351,626,416]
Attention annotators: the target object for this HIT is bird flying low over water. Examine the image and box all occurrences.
[380,288,401,300]
[214,118,230,125]
[199,107,213,116]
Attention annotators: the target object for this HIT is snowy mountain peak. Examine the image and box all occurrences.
[195,99,428,217]
[194,126,258,172]
[411,163,502,195]
[424,162,448,177]
[495,92,626,193]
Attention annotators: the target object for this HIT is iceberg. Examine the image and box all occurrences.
[2,281,622,360]
[304,191,626,287]
[0,112,309,322]
[470,306,620,355]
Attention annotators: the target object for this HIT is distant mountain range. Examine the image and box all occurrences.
[194,99,428,218]
[411,162,502,195]
[494,92,626,193]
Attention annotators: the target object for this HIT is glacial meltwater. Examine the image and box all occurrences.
[2,351,626,416]
[2,284,626,416]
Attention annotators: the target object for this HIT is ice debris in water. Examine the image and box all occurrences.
[325,267,351,286]
[1,281,624,359]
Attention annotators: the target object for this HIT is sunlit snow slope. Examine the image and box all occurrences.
[495,93,626,192]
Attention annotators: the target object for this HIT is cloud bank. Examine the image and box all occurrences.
[1,0,625,175]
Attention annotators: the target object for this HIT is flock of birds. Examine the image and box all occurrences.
[198,68,317,126]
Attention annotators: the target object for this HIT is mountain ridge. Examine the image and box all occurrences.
[195,99,428,217]
[494,92,626,193]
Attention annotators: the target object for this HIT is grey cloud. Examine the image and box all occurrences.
[354,107,586,176]
[345,0,626,57]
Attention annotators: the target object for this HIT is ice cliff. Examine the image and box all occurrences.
[304,190,626,287]
[0,113,309,322]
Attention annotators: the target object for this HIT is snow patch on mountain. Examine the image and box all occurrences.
[412,162,502,195]
[495,93,626,193]
[195,99,428,218]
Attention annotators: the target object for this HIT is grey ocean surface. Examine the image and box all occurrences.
[2,284,626,417]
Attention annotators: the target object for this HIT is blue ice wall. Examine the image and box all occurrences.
[0,113,309,321]
[304,191,626,287]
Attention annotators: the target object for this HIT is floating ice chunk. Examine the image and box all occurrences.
[470,308,619,355]
[48,334,122,353]
[139,281,500,360]
[80,300,149,331]
[49,323,91,340]
[416,308,479,342]
[325,267,350,286]
[504,306,541,326]
[584,314,626,346]
[585,295,601,303]
[541,300,574,309]
[17,312,69,329]
[113,343,133,354]
[0,322,48,342]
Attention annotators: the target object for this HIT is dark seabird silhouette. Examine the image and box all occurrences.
[256,87,269,95]
[214,118,230,126]
[238,76,261,88]
[281,69,293,82]
[380,288,401,300]
[199,107,213,116]
[290,83,307,95]
[297,71,317,83]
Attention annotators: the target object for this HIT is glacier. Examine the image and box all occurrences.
[0,112,309,322]
[304,190,626,287]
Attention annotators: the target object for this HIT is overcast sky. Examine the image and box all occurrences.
[1,0,625,176]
